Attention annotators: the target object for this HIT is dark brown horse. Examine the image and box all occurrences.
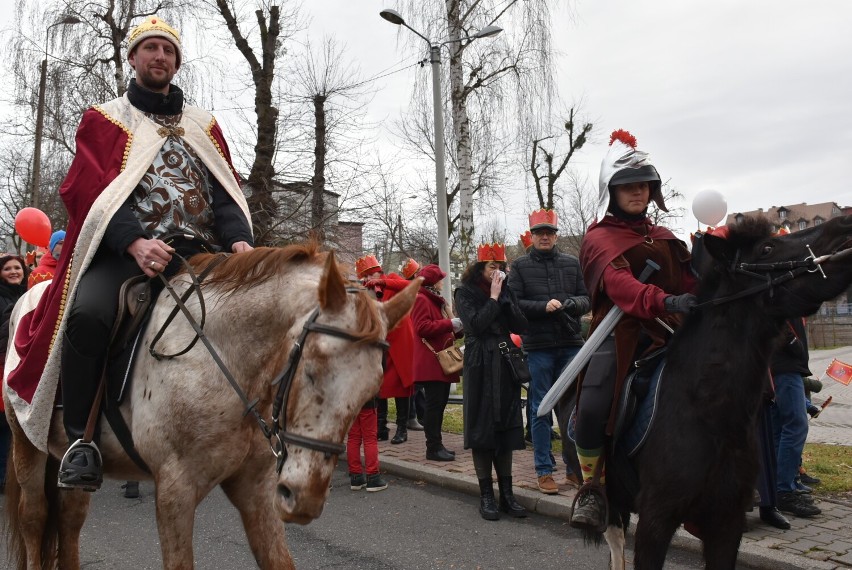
[600,215,852,569]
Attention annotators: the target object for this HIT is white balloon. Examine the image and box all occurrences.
[692,189,728,226]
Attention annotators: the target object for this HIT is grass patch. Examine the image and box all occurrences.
[386,394,465,434]
[802,443,852,496]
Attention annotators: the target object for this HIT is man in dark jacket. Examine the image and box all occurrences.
[771,318,821,517]
[508,209,590,494]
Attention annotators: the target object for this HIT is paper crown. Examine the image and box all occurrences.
[477,243,506,263]
[355,255,381,278]
[400,258,420,279]
[128,16,183,68]
[529,209,558,231]
[520,230,533,250]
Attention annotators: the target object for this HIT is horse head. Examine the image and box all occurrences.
[274,252,419,523]
[701,214,852,318]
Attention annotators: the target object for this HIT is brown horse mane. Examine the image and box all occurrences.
[186,242,384,344]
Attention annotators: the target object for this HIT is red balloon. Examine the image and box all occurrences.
[510,333,522,348]
[15,207,52,247]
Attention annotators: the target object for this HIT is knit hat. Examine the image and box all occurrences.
[127,16,183,69]
[598,129,666,219]
[49,230,65,257]
[418,264,446,287]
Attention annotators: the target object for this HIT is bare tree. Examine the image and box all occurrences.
[529,107,592,210]
[395,0,557,262]
[288,37,375,243]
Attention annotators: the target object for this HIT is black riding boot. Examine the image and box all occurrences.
[391,397,409,444]
[478,478,499,521]
[497,476,527,518]
[57,338,104,491]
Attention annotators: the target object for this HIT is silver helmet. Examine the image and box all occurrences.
[597,129,666,219]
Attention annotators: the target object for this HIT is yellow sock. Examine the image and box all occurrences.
[577,447,605,485]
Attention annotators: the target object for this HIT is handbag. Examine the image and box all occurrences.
[498,341,531,385]
[422,338,464,375]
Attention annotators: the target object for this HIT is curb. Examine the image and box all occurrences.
[379,455,845,570]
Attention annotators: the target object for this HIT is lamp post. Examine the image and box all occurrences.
[31,15,82,210]
[380,8,501,309]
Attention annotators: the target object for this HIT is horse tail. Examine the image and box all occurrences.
[2,421,61,570]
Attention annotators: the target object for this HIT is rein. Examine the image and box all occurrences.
[694,243,849,310]
[154,265,388,474]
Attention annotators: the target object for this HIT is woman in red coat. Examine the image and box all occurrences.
[410,264,463,461]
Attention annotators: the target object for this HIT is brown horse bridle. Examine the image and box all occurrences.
[154,263,388,474]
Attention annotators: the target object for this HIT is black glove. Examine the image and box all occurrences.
[561,298,577,315]
[664,293,697,314]
[561,296,590,317]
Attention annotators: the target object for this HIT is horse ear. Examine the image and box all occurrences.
[702,233,737,267]
[318,251,347,313]
[383,277,421,330]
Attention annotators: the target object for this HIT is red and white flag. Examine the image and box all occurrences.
[825,358,852,386]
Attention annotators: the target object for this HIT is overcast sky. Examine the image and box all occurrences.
[304,0,852,240]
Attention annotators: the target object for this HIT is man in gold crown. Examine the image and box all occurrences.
[5,16,253,491]
[507,209,590,495]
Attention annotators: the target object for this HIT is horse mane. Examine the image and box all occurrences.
[187,242,385,344]
[188,242,324,294]
[723,215,774,247]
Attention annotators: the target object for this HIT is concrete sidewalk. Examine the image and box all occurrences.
[377,347,852,567]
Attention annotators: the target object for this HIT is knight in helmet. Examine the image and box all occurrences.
[570,129,698,531]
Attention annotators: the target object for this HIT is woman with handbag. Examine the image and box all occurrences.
[410,264,463,462]
[454,244,529,520]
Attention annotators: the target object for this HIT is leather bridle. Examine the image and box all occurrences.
[155,263,388,474]
[694,240,852,310]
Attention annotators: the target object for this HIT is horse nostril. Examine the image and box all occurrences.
[277,484,292,499]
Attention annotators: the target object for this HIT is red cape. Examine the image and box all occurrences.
[378,274,415,398]
[7,109,238,404]
[580,216,679,294]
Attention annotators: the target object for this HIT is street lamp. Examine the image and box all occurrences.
[380,8,502,309]
[31,14,82,210]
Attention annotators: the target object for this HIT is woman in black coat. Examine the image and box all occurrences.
[0,254,29,492]
[454,244,529,521]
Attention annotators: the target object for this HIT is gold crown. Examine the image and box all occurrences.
[128,16,182,66]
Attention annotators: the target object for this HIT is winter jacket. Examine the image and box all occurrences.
[454,279,528,451]
[410,287,461,383]
[507,246,590,350]
[770,318,812,377]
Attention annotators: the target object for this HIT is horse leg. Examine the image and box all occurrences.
[603,525,627,570]
[154,470,204,570]
[633,513,680,570]
[220,463,295,570]
[700,520,743,570]
[7,421,53,570]
[56,488,91,569]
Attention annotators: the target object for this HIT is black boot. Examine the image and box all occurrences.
[497,476,527,518]
[478,478,499,521]
[391,425,408,444]
[58,339,104,491]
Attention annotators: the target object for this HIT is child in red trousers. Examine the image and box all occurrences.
[347,397,388,491]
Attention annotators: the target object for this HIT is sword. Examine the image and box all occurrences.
[537,259,661,417]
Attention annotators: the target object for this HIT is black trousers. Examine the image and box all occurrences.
[756,400,778,507]
[574,338,617,452]
[421,381,451,452]
[61,249,144,440]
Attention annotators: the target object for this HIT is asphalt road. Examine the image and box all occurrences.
[1,467,748,569]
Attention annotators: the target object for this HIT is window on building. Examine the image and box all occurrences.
[814,218,823,226]
[735,214,744,223]
[799,220,808,230]
[779,209,787,219]
[832,206,840,215]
